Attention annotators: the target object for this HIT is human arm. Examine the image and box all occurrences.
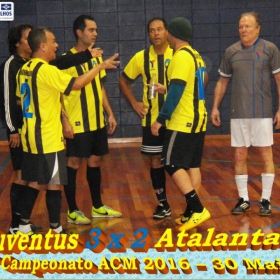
[210,76,230,127]
[51,47,104,70]
[60,94,74,139]
[102,85,117,135]
[151,82,185,136]
[119,75,148,119]
[2,59,22,147]
[204,72,209,90]
[72,53,119,90]
[150,82,166,94]
[273,73,280,130]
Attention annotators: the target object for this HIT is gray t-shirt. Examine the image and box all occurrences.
[219,38,280,118]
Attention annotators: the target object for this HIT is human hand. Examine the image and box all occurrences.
[132,102,149,119]
[107,115,117,135]
[148,82,166,94]
[100,53,120,70]
[151,121,162,136]
[274,110,280,130]
[9,133,20,148]
[210,108,221,126]
[89,47,104,58]
[62,117,74,139]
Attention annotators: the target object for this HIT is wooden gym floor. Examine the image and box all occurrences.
[1,135,280,247]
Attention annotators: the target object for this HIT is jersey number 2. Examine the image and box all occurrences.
[20,83,33,118]
[196,66,206,100]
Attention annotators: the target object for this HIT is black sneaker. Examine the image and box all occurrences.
[8,227,18,234]
[153,204,171,219]
[231,198,250,215]
[50,226,69,234]
[59,228,69,234]
[30,223,43,232]
[259,199,272,216]
[8,222,42,234]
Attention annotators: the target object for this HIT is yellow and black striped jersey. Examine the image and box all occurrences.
[166,46,207,133]
[122,45,173,127]
[62,47,106,133]
[16,58,75,154]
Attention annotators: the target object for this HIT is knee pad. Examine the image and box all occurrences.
[164,165,182,177]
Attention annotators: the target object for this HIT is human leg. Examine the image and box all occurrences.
[150,155,170,219]
[252,119,274,215]
[87,128,122,218]
[187,167,201,192]
[162,131,210,231]
[230,146,251,214]
[87,155,122,218]
[165,166,210,231]
[18,182,41,234]
[46,184,64,233]
[9,144,42,233]
[65,135,91,224]
[258,146,274,216]
[142,126,170,219]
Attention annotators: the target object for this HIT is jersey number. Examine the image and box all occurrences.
[195,66,206,100]
[20,83,33,118]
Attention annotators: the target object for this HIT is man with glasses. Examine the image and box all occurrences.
[119,18,173,219]
[211,12,280,216]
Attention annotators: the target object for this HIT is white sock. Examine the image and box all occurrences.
[261,173,275,201]
[235,174,249,201]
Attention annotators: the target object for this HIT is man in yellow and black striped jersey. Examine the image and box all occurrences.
[16,27,119,234]
[119,18,173,220]
[151,17,211,231]
[0,23,111,235]
[61,15,122,225]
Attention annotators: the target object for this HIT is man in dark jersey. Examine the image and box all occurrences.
[119,18,173,219]
[211,12,280,216]
[0,23,115,234]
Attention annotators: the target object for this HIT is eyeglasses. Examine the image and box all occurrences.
[149,27,164,34]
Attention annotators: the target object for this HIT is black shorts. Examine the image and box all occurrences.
[9,144,22,171]
[21,150,67,185]
[162,130,205,169]
[141,126,166,155]
[66,126,108,158]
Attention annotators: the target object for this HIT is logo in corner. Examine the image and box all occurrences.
[0,2,14,21]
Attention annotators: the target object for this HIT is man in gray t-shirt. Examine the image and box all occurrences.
[211,11,280,216]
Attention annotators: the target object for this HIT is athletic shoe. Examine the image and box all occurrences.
[58,228,69,234]
[153,204,171,219]
[259,199,272,216]
[16,231,34,236]
[30,223,43,232]
[67,210,91,224]
[91,205,122,218]
[8,227,18,234]
[175,215,190,225]
[178,208,211,232]
[231,198,251,215]
[16,224,34,236]
[8,223,42,234]
[50,225,69,234]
